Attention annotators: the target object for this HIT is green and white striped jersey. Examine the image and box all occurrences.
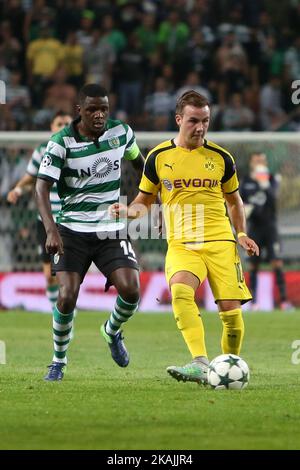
[38,118,140,232]
[27,141,61,222]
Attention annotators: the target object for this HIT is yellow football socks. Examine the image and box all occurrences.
[171,283,207,358]
[219,308,244,355]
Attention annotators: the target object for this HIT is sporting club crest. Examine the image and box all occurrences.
[108,137,120,149]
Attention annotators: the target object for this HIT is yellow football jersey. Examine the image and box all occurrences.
[139,138,239,244]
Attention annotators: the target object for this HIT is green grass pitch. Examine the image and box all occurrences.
[0,309,299,450]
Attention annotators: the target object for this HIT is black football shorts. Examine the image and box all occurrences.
[51,224,139,283]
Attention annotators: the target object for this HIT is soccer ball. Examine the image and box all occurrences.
[207,354,250,390]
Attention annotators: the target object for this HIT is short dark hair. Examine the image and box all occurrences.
[176,90,209,115]
[78,84,108,104]
[51,110,71,122]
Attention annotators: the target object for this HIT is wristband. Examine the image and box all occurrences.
[237,232,247,238]
[14,187,23,196]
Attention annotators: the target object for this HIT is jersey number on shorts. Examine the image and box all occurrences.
[120,240,136,261]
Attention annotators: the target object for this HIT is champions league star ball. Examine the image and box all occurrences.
[207,354,250,390]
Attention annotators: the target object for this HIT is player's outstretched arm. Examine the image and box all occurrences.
[224,190,259,257]
[109,191,156,220]
[7,173,35,204]
[35,178,64,254]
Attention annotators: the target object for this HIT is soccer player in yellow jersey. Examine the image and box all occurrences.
[110,91,259,384]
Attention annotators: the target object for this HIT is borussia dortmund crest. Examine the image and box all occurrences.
[108,137,120,149]
[205,158,215,171]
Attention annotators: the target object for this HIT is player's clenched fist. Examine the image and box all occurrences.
[108,202,128,218]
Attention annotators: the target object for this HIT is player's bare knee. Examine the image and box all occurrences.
[58,285,78,312]
[218,300,241,312]
[120,286,140,304]
[57,296,77,313]
[117,281,140,304]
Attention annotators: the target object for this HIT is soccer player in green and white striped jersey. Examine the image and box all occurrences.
[7,111,72,310]
[36,84,145,381]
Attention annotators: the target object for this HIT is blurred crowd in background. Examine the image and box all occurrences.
[1,0,300,132]
[1,0,300,276]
